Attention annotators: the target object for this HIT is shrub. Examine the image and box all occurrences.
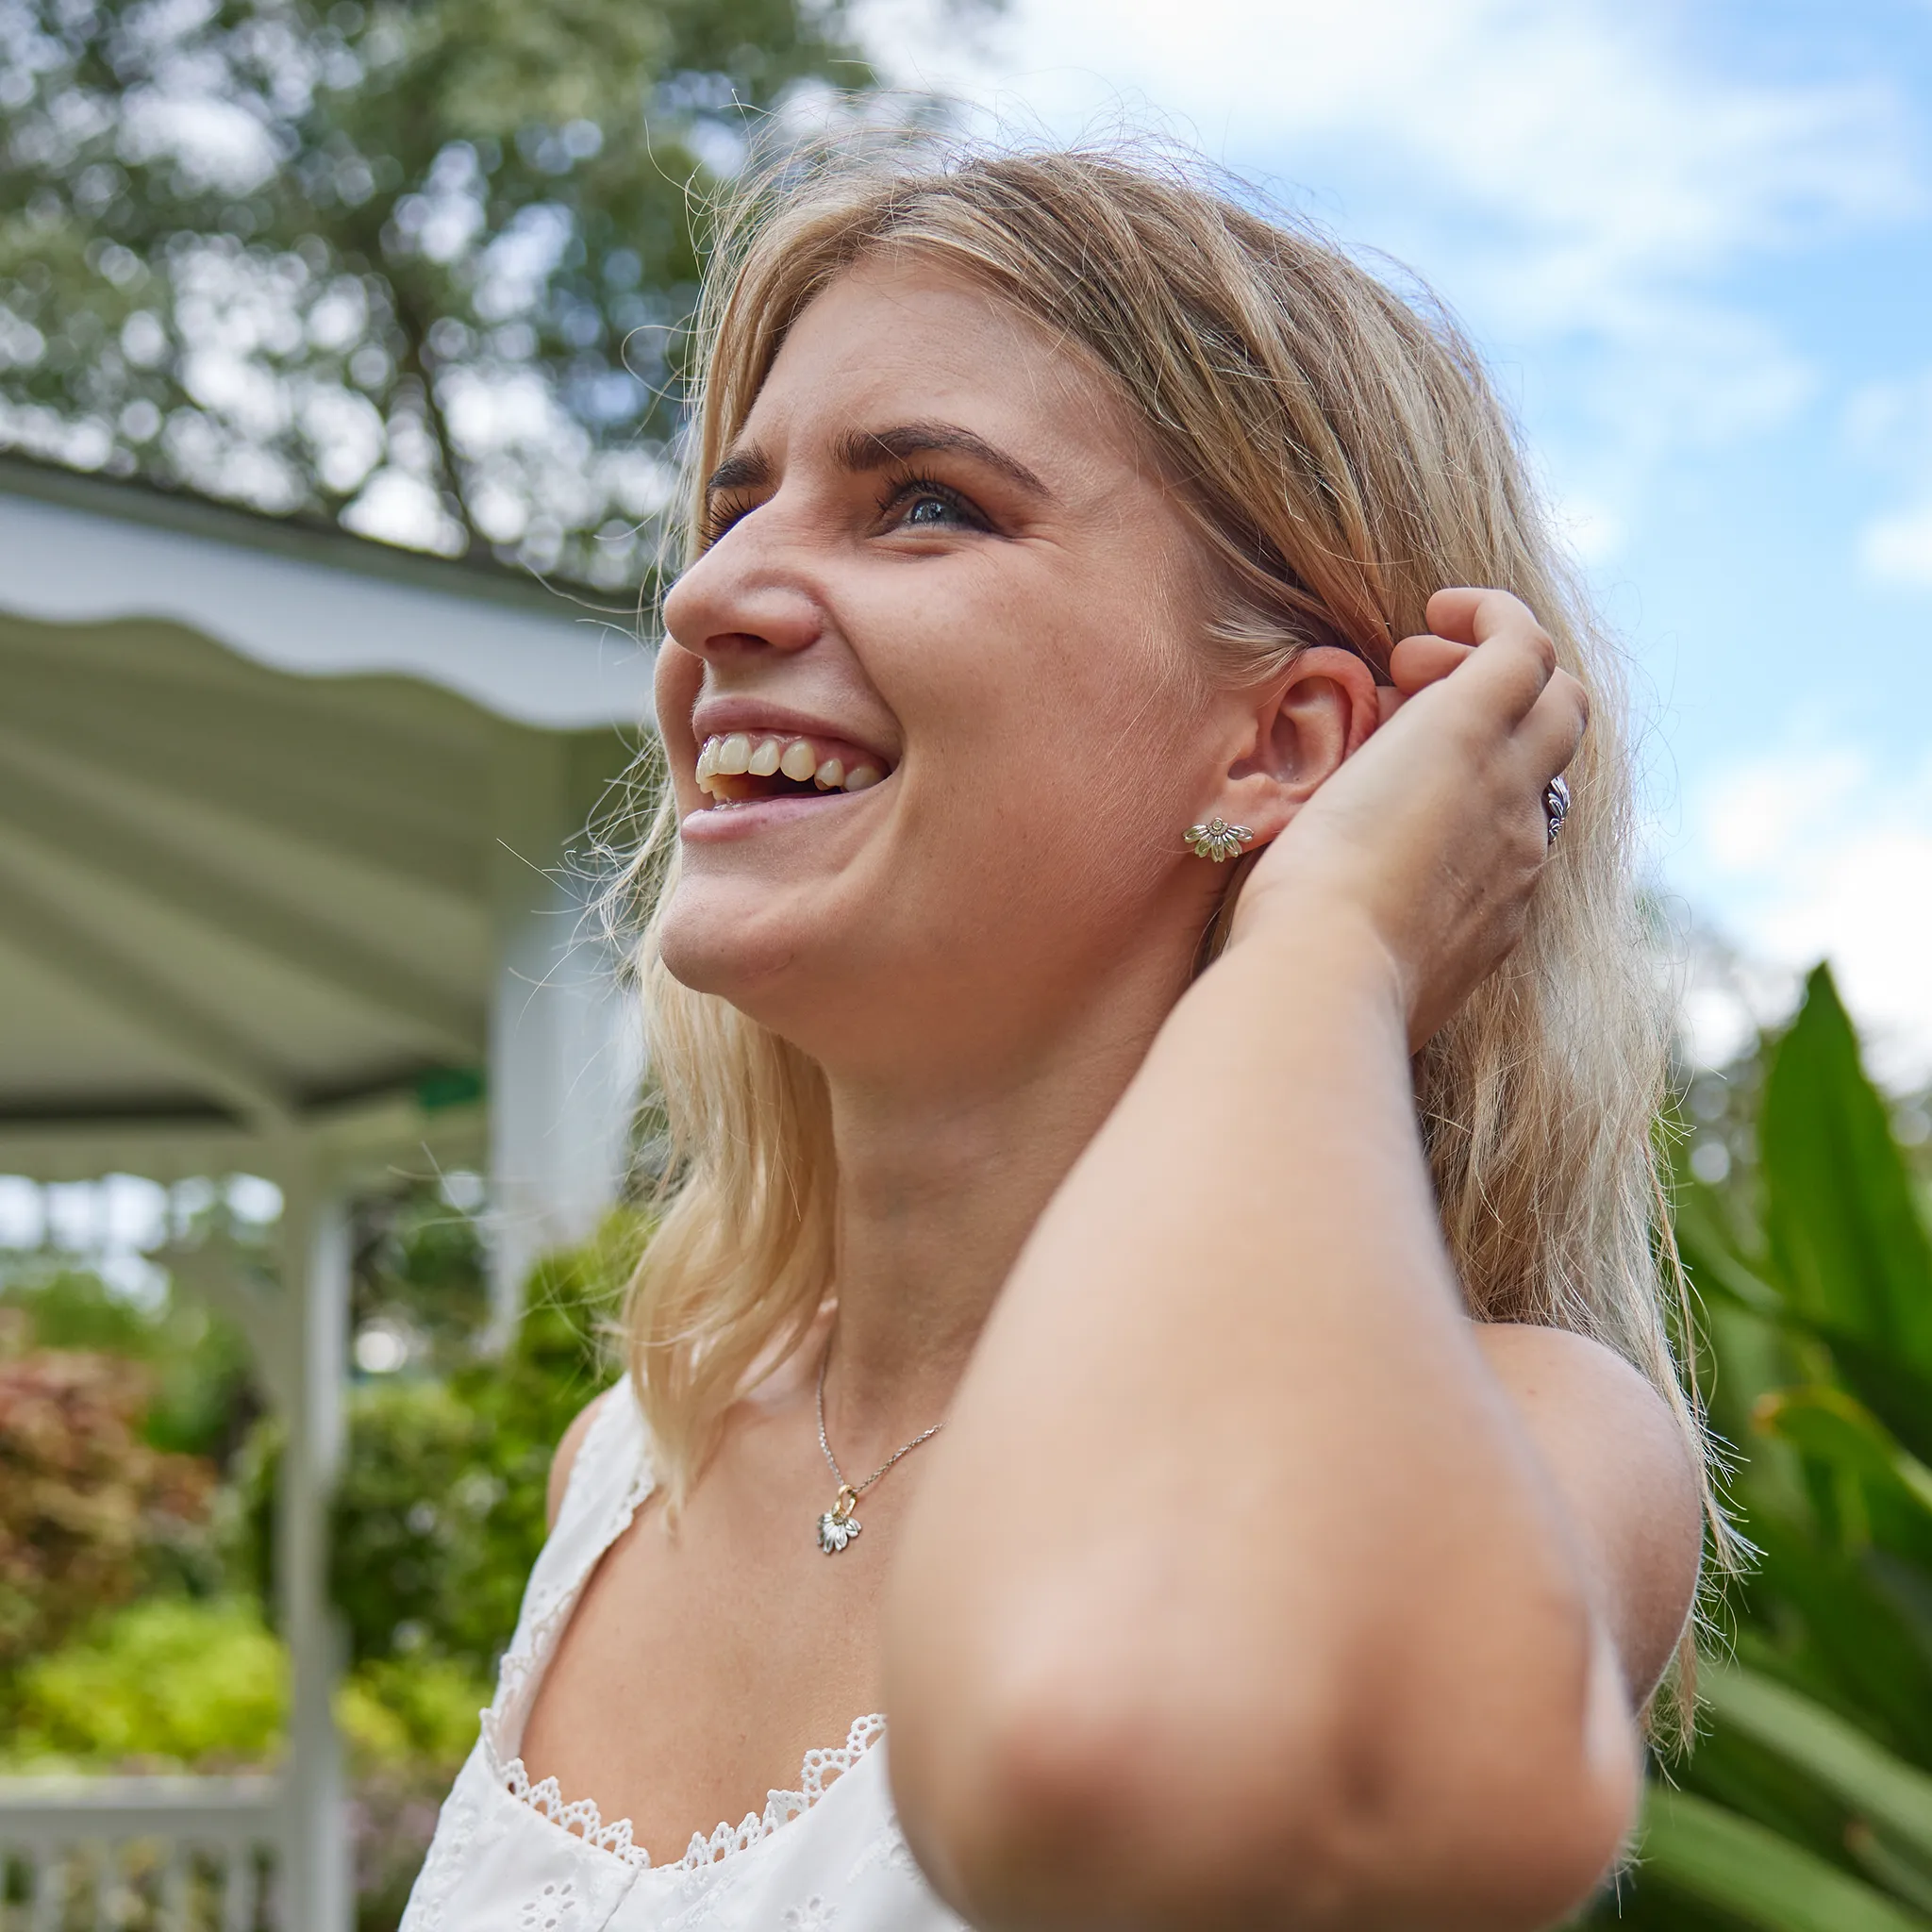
[5,1596,284,1769]
[0,1327,213,1671]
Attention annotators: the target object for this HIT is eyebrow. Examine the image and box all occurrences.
[703,420,1052,503]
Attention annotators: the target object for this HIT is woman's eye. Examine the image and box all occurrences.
[701,497,756,545]
[881,477,986,534]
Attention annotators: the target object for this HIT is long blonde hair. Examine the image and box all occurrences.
[610,135,1716,1693]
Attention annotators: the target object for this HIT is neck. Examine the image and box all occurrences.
[815,943,1191,1464]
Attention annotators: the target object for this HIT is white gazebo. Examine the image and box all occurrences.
[0,454,655,1927]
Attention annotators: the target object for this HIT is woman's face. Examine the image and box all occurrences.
[655,256,1239,1081]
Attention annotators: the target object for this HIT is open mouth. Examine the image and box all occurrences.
[693,731,888,806]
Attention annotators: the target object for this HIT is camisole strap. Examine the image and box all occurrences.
[484,1379,658,1758]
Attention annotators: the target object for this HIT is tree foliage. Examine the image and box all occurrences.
[0,0,867,585]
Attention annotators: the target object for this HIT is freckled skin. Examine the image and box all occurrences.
[655,261,1232,1088]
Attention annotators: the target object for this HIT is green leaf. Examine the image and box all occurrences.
[1756,1388,1932,1523]
[1849,1824,1932,1918]
[1759,966,1932,1454]
[1639,1786,1930,1932]
[1740,1519,1932,1760]
[1705,1668,1932,1864]
[1675,1183,1785,1320]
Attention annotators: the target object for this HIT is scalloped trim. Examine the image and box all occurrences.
[499,1713,887,1874]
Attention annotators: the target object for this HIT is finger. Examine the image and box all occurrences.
[1516,667,1590,790]
[1387,633,1474,695]
[1424,586,1541,647]
[1427,594,1558,725]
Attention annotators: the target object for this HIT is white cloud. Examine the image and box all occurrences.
[863,0,1916,519]
[1847,369,1932,591]
[1860,501,1932,589]
[1550,493,1625,567]
[1679,744,1932,1084]
[874,0,1909,308]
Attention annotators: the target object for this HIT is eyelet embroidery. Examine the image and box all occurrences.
[500,1712,887,1873]
[520,1878,578,1929]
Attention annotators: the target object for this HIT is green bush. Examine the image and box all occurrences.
[219,1210,640,1675]
[0,1335,216,1674]
[4,1596,285,1769]
[1,1263,260,1463]
[339,1656,490,1776]
[4,1593,491,1781]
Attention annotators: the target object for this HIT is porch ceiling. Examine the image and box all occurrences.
[0,461,654,1185]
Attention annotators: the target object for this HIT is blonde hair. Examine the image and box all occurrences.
[610,134,1717,1712]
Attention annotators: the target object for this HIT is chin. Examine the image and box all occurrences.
[656,883,854,1022]
[658,902,792,1003]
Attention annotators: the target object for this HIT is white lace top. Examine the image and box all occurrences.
[400,1381,970,1932]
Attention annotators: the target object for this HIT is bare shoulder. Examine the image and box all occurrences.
[1474,1322,1692,1468]
[546,1385,618,1532]
[1474,1322,1704,1700]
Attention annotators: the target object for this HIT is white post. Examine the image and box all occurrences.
[276,1167,351,1932]
[487,727,639,1340]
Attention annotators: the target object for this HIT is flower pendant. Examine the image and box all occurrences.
[817,1485,861,1555]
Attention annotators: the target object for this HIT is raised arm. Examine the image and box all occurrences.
[885,591,1702,1932]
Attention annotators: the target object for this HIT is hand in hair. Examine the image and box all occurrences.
[1230,586,1587,1050]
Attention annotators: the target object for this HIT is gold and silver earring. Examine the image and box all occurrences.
[1184,818,1255,862]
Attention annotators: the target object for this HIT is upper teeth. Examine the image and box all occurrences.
[694,734,884,798]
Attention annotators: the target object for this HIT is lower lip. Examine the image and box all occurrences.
[678,786,881,841]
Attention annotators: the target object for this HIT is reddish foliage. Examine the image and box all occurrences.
[0,1310,213,1665]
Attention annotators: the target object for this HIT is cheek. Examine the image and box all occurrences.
[905,674,1202,931]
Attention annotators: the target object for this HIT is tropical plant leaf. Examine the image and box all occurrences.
[1759,967,1932,1449]
[1849,1824,1932,1918]
[1704,1667,1932,1863]
[1740,1517,1932,1761]
[1675,1180,1784,1321]
[1638,1786,1930,1931]
[1755,1388,1932,1523]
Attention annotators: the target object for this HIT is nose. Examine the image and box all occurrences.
[660,510,824,665]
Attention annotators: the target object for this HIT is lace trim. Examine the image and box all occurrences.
[499,1713,887,1874]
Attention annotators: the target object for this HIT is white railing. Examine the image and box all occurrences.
[0,1777,280,1931]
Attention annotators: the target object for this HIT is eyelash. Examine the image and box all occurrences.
[877,472,987,533]
[698,473,989,548]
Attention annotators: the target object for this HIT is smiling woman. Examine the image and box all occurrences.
[400,136,1714,1932]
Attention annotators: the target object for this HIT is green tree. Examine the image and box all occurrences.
[0,0,868,585]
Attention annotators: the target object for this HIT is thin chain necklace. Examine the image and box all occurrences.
[813,1336,944,1555]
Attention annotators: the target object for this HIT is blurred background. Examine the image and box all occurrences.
[3,2,1932,1928]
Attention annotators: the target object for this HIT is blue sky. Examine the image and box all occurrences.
[865,0,1932,1079]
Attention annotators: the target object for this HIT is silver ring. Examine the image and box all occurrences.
[1543,774,1571,845]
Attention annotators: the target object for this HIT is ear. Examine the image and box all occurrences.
[1200,646,1381,845]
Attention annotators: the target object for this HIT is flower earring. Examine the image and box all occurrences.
[1183,818,1255,862]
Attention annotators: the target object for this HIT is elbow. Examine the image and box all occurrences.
[891,1628,1640,1931]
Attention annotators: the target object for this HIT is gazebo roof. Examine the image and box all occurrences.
[0,456,656,1191]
